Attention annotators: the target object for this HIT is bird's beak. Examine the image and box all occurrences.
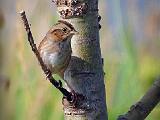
[70,29,79,35]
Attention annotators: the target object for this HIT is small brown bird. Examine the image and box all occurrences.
[38,20,77,79]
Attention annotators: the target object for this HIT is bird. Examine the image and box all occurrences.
[38,20,77,79]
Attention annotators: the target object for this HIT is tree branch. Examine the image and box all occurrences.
[19,10,74,102]
[118,77,160,120]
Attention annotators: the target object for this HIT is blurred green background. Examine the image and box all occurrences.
[0,0,160,120]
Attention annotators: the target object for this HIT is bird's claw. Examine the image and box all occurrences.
[58,80,62,87]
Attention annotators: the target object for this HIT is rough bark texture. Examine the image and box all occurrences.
[54,0,108,119]
[118,78,160,120]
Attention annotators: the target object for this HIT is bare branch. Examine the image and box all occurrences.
[118,77,160,120]
[19,10,74,102]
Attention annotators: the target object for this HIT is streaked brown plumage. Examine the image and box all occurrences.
[38,20,77,79]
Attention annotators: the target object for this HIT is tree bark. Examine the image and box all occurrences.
[53,0,108,119]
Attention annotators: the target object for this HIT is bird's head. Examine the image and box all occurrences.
[47,20,78,42]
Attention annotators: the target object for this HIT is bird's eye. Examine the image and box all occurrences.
[62,27,67,32]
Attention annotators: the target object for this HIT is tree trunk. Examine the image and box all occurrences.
[53,0,108,119]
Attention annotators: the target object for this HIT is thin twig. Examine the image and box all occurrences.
[19,10,73,101]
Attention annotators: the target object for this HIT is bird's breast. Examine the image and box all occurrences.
[39,40,71,73]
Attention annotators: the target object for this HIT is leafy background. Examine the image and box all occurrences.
[0,0,160,120]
